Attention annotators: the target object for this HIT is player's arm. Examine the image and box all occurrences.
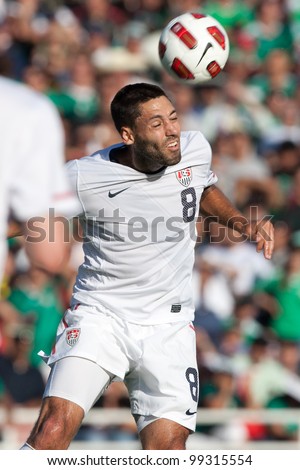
[7,215,76,274]
[7,216,73,273]
[10,97,81,274]
[23,215,72,274]
[200,184,274,260]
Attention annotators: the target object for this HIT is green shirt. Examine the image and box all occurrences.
[244,22,294,62]
[256,272,300,341]
[8,282,64,367]
[203,1,253,30]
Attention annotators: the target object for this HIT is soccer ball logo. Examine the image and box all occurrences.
[159,12,230,84]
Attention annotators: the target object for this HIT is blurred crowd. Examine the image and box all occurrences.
[1,0,300,446]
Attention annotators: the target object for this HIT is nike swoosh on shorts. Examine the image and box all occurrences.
[186,409,197,415]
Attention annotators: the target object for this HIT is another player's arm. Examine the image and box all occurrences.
[200,184,274,260]
[7,217,72,274]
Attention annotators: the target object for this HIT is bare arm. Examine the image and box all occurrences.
[7,217,72,274]
[23,216,72,274]
[200,185,274,260]
[200,185,248,231]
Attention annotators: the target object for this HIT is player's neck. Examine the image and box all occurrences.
[110,146,166,174]
[131,154,166,174]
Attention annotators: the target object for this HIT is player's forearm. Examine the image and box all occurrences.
[24,217,71,274]
[200,185,248,234]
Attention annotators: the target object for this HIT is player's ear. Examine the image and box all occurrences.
[120,127,134,145]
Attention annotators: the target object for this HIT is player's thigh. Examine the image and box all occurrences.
[126,321,199,433]
[44,356,114,415]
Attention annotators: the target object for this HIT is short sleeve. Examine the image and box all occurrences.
[10,97,81,221]
[205,170,218,188]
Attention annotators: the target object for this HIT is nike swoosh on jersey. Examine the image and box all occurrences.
[196,42,213,66]
[185,409,197,415]
[108,187,129,198]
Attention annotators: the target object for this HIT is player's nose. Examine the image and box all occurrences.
[164,119,179,135]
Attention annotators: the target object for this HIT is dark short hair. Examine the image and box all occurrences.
[110,82,170,133]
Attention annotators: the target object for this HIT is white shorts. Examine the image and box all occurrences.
[42,305,199,432]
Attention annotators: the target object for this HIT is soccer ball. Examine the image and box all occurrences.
[158,12,230,85]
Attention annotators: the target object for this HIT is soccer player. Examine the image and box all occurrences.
[20,83,274,450]
[0,75,79,285]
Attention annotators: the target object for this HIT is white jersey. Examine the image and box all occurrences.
[67,130,218,325]
[0,76,79,282]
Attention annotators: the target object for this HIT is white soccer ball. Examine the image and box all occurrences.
[158,12,230,85]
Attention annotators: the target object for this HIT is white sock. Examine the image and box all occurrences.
[19,443,35,450]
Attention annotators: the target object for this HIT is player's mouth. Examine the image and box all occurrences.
[166,140,179,150]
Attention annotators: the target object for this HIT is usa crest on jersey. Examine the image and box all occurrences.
[66,328,81,346]
[176,167,192,187]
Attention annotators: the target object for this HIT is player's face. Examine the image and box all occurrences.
[132,96,181,168]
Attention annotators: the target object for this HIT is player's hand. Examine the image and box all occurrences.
[244,218,274,260]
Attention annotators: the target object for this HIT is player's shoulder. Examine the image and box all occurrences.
[180,130,210,149]
[65,158,79,174]
[65,143,123,175]
[0,76,56,114]
[180,130,212,165]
